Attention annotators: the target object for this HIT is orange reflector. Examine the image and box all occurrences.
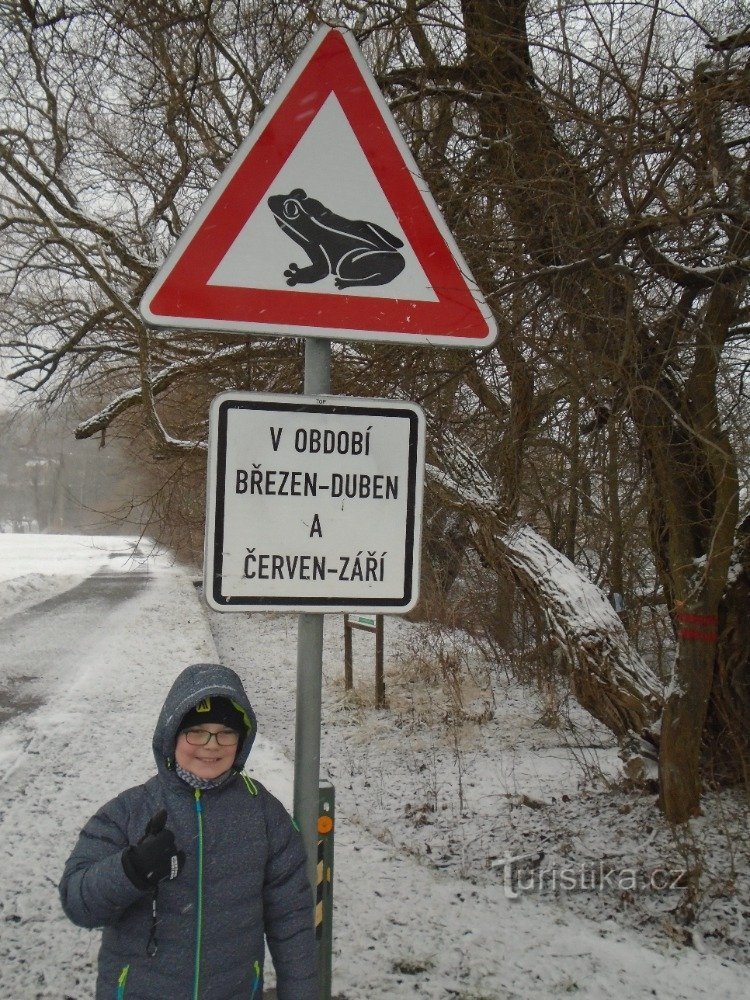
[317,815,334,835]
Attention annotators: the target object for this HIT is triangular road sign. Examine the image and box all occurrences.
[140,28,497,348]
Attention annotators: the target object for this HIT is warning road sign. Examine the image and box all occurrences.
[204,392,425,612]
[141,27,496,348]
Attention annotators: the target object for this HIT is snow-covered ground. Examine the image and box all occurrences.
[0,535,747,999]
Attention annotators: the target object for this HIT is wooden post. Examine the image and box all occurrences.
[375,614,385,708]
[343,614,385,705]
[343,617,353,690]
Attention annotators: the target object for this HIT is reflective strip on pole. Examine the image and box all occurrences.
[316,781,335,1000]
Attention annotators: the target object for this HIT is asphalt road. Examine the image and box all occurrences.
[0,565,151,725]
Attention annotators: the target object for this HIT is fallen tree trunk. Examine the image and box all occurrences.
[427,438,663,763]
[497,522,663,739]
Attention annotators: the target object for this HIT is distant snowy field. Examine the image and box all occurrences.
[0,535,747,999]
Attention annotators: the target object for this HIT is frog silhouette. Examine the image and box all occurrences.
[268,189,406,289]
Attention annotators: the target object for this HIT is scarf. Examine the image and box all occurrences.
[175,762,234,790]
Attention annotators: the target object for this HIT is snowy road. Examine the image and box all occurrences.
[0,535,747,999]
[0,566,150,724]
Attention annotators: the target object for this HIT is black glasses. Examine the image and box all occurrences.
[182,728,240,747]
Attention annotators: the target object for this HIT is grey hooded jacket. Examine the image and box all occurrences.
[59,664,317,1000]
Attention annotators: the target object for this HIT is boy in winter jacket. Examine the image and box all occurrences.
[59,663,318,1000]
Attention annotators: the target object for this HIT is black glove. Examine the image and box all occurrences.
[122,810,185,891]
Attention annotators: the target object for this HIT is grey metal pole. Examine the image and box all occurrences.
[294,336,331,897]
[302,336,331,397]
[294,611,324,894]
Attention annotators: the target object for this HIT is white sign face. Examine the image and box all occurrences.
[204,393,425,613]
[207,95,438,303]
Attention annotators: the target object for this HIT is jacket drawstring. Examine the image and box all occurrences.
[146,887,159,957]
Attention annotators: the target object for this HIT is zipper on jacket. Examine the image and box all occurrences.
[250,959,261,999]
[241,772,258,796]
[193,789,204,1000]
[116,964,130,999]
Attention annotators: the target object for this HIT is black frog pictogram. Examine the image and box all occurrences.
[268,189,406,290]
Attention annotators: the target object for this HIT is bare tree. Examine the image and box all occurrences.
[2,1,748,820]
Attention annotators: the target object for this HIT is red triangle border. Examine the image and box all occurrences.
[144,30,495,345]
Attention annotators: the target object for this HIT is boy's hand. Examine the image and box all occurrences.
[122,810,185,890]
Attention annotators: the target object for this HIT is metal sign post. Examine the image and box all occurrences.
[294,337,330,902]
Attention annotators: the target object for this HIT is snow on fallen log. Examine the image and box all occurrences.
[497,523,663,741]
[426,452,663,760]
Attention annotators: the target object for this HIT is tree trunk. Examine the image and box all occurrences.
[659,608,720,821]
[707,517,750,785]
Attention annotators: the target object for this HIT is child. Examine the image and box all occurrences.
[60,663,317,999]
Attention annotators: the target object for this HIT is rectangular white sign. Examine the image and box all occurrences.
[204,392,425,612]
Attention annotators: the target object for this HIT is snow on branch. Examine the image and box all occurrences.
[637,232,750,289]
[707,28,750,52]
[74,344,247,442]
[426,439,499,512]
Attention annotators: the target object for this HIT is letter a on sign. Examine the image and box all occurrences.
[140,28,497,348]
